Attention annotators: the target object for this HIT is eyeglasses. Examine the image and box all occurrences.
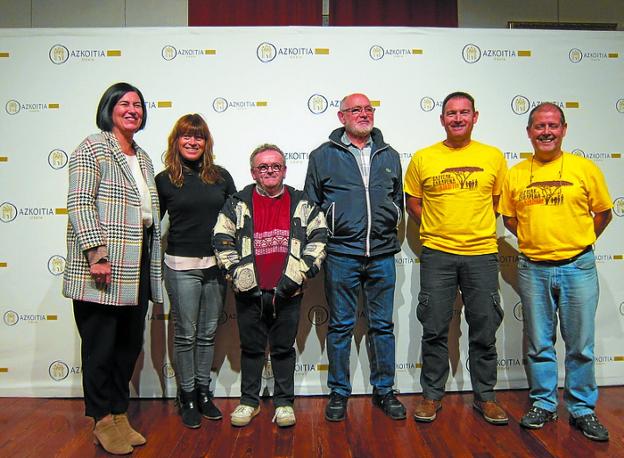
[254,163,283,174]
[341,106,375,115]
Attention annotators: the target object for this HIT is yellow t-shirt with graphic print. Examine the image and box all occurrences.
[498,152,612,261]
[404,140,507,255]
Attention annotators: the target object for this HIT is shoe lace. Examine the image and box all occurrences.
[528,407,544,418]
[580,414,602,427]
[232,405,254,416]
[272,406,293,423]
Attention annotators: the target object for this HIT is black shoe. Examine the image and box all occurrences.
[372,390,406,420]
[520,406,557,429]
[197,385,222,420]
[569,413,609,441]
[179,389,201,429]
[325,392,348,422]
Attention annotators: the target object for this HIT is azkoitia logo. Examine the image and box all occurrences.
[257,42,277,62]
[370,45,384,60]
[48,44,121,64]
[0,202,17,223]
[307,305,329,326]
[49,45,69,64]
[49,360,69,381]
[308,94,328,114]
[511,95,530,115]
[462,44,481,63]
[420,97,436,112]
[5,100,20,115]
[3,310,19,326]
[161,45,216,60]
[48,149,68,170]
[613,197,624,217]
[47,255,66,276]
[513,302,523,321]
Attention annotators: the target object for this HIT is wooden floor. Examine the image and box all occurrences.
[1,387,622,457]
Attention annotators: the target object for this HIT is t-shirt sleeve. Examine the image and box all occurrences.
[586,162,613,213]
[498,170,516,217]
[403,152,422,198]
[492,150,508,196]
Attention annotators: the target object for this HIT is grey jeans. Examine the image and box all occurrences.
[164,265,226,392]
[417,247,503,401]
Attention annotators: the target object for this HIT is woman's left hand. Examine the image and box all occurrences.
[90,260,112,289]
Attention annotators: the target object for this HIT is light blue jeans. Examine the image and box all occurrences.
[517,249,599,417]
[164,265,226,392]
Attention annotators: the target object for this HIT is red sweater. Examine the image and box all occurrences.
[252,188,291,290]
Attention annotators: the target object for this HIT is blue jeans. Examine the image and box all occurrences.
[325,253,397,397]
[517,250,599,417]
[164,265,226,392]
[417,247,502,401]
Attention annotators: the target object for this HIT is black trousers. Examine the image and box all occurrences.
[73,230,151,419]
[236,291,302,408]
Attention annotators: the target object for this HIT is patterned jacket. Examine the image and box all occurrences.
[63,131,164,306]
[213,184,327,298]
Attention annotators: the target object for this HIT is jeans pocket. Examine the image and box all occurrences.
[573,252,595,270]
[517,256,529,270]
[491,292,504,326]
[416,292,429,323]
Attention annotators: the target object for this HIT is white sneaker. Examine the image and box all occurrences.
[272,406,296,427]
[230,404,260,426]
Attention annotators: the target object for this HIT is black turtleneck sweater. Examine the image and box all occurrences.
[156,162,236,257]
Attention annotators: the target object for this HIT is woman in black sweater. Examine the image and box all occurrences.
[156,114,235,428]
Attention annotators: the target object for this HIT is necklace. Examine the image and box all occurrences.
[529,153,564,186]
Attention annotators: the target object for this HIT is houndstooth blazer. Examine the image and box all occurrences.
[63,131,164,306]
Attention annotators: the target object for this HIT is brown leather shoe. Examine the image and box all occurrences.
[473,400,509,425]
[93,415,133,455]
[113,413,147,446]
[413,397,442,422]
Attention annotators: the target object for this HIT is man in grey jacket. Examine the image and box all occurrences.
[305,93,405,422]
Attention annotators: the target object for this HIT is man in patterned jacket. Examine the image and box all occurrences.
[213,143,327,428]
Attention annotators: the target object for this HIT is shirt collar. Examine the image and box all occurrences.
[255,184,285,198]
[341,131,372,149]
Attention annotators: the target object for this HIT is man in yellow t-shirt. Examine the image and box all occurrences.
[499,103,612,441]
[404,92,508,425]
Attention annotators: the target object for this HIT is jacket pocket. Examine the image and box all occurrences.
[491,292,503,327]
[416,292,429,323]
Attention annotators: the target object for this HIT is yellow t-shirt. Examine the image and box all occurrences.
[404,140,507,255]
[498,152,612,261]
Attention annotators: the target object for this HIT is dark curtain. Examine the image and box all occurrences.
[189,0,457,27]
[188,0,321,26]
[330,0,457,27]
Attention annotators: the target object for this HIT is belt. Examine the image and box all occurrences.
[529,245,592,266]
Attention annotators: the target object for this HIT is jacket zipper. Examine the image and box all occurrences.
[331,140,389,257]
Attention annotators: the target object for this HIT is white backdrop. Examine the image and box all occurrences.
[0,27,622,398]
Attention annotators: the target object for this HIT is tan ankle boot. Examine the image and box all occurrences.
[93,415,133,455]
[113,413,147,446]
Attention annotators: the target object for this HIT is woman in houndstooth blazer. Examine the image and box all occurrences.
[63,82,163,455]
